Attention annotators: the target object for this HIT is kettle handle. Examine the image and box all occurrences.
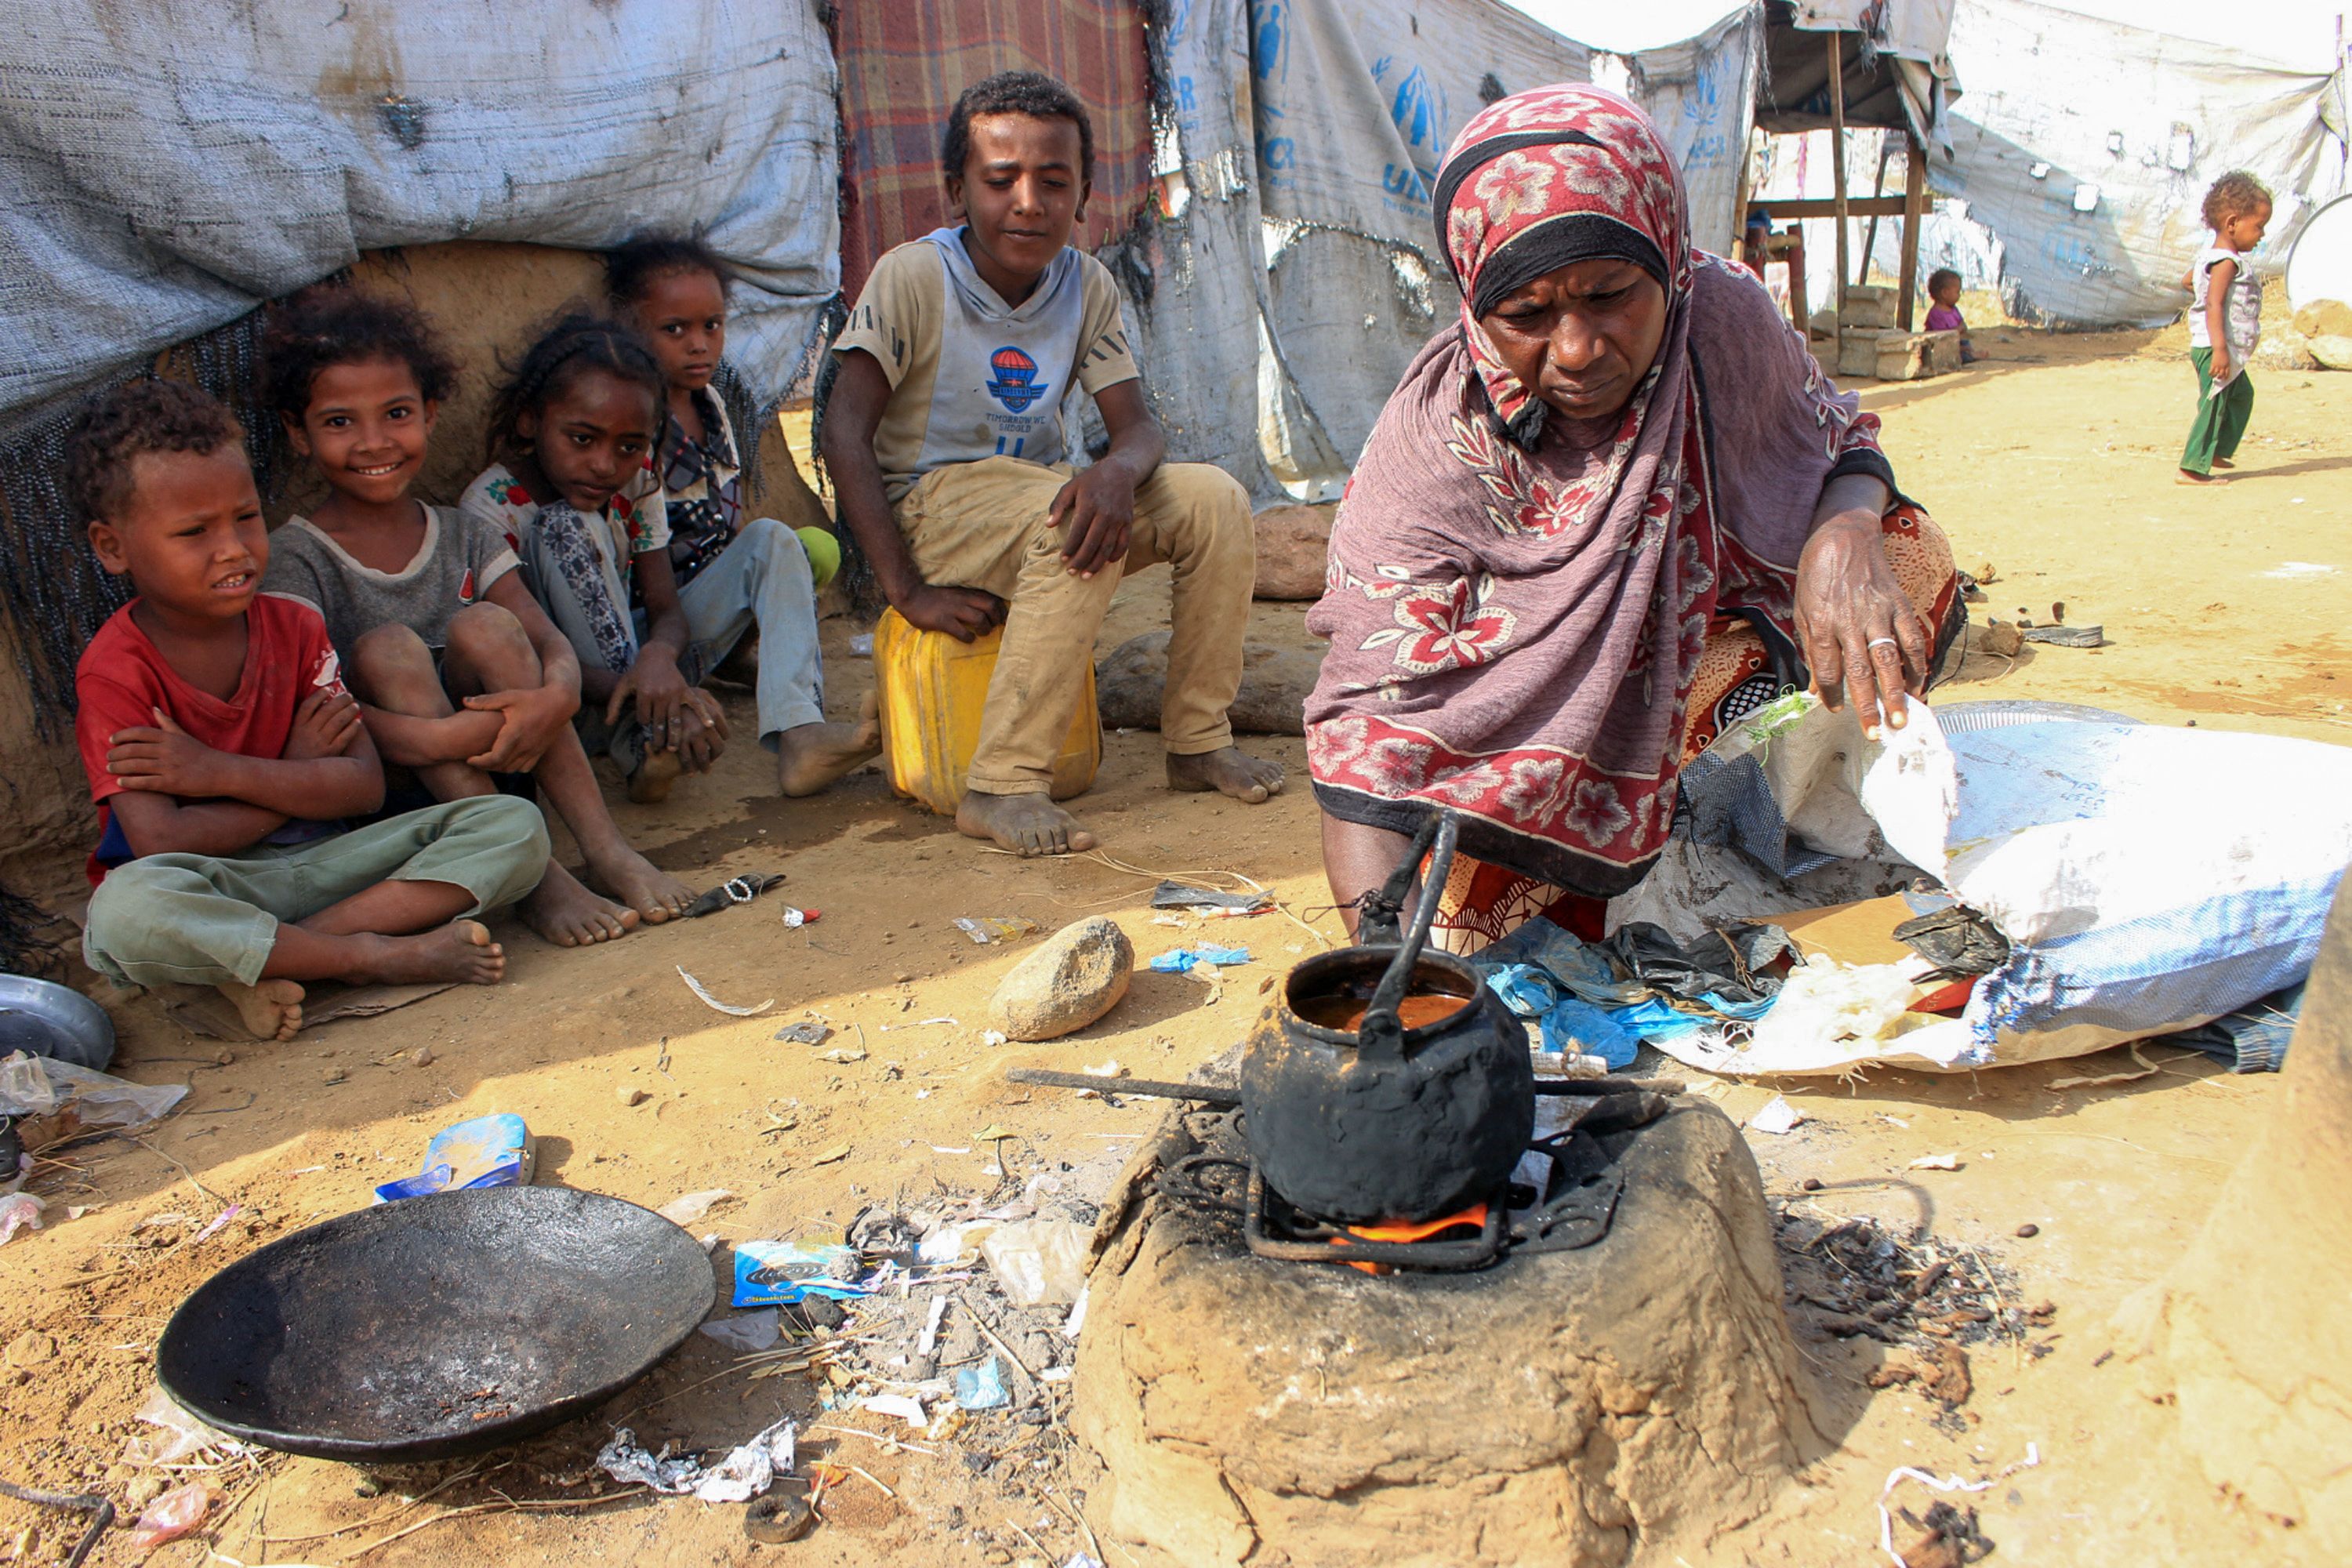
[1358,810,1461,1062]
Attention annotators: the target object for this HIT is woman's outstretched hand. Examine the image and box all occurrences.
[1793,510,1930,741]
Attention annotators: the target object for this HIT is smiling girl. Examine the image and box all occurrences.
[260,292,691,946]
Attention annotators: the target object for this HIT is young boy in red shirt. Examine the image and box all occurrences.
[71,380,549,1040]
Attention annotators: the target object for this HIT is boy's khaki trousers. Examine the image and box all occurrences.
[892,457,1255,796]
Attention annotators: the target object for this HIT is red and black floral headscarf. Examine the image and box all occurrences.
[1304,85,1888,896]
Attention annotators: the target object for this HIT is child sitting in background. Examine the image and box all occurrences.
[2179,170,2272,487]
[606,233,879,797]
[73,379,547,1040]
[260,290,691,945]
[1923,268,1976,364]
[459,314,729,809]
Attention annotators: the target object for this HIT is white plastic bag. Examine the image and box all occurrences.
[979,1219,1091,1307]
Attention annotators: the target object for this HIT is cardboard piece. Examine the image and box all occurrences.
[1764,895,1976,1013]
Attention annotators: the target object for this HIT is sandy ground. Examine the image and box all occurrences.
[0,323,2345,1568]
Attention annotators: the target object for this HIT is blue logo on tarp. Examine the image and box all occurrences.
[1372,57,1446,209]
[986,346,1049,412]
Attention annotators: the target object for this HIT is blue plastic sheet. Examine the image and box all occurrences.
[1150,946,1253,973]
[953,1356,1009,1410]
[1536,997,1644,1069]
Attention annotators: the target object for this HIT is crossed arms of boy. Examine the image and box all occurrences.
[103,688,381,859]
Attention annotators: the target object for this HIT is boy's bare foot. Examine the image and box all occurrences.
[776,713,882,797]
[367,920,507,987]
[2176,469,2229,485]
[586,846,696,924]
[956,790,1098,857]
[221,978,304,1041]
[1167,746,1287,804]
[628,748,684,804]
[523,862,640,947]
[2212,458,2235,469]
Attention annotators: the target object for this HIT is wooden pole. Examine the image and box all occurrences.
[1897,131,1926,331]
[1828,31,1850,310]
[1860,135,1894,290]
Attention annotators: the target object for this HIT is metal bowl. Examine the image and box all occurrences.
[157,1185,715,1463]
[0,975,114,1071]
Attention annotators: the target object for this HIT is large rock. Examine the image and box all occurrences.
[1251,504,1334,601]
[2294,301,2352,371]
[990,917,1134,1042]
[1095,631,1324,736]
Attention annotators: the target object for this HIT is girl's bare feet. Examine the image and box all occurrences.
[956,790,1098,857]
[586,845,696,924]
[523,862,640,946]
[627,748,684,804]
[776,713,882,797]
[2212,457,2235,469]
[2177,469,2229,486]
[220,978,305,1041]
[365,920,508,986]
[1167,746,1287,804]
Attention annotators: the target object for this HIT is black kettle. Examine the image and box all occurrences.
[1239,810,1535,1225]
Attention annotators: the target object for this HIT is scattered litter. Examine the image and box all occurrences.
[374,1112,534,1203]
[1063,1285,1090,1341]
[862,1392,927,1428]
[812,1143,851,1165]
[954,916,1039,946]
[123,1385,247,1468]
[1874,1445,2041,1568]
[0,1050,187,1128]
[1065,1556,1105,1568]
[1748,1096,1805,1135]
[774,1022,833,1047]
[916,1296,948,1358]
[2263,561,2338,578]
[819,1046,869,1064]
[953,1356,1008,1410]
[928,1145,972,1156]
[781,907,818,929]
[919,1221,994,1265]
[974,1123,1015,1142]
[2046,1044,2160,1091]
[849,633,875,655]
[1149,945,1252,973]
[659,1189,735,1225]
[677,967,775,1017]
[126,1482,210,1549]
[1909,1153,1964,1171]
[979,1219,1091,1307]
[1149,881,1272,914]
[916,1016,960,1028]
[1082,1060,1127,1078]
[700,1308,782,1352]
[732,1241,868,1306]
[597,1418,796,1503]
[982,1030,1007,1048]
[684,873,786,918]
[2020,623,2104,648]
[0,1192,44,1245]
[193,1204,242,1243]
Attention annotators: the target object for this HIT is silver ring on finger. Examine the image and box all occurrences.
[1867,637,1900,650]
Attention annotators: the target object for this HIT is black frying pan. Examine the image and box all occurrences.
[158,1185,714,1463]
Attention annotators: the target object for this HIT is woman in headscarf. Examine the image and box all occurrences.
[1306,85,1962,949]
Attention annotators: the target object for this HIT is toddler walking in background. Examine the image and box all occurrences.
[606,232,879,797]
[72,380,547,1040]
[2180,170,2271,486]
[1923,268,1976,363]
[260,292,694,945]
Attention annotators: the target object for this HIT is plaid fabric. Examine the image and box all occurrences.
[832,0,1156,297]
[659,389,742,590]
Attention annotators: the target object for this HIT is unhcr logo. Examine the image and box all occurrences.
[1373,57,1446,209]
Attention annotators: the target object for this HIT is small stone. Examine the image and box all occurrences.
[123,1475,162,1510]
[618,1085,649,1108]
[5,1330,57,1367]
[2015,1222,2039,1238]
[1249,502,1336,600]
[321,1067,347,1086]
[989,917,1134,1042]
[1800,1177,1824,1192]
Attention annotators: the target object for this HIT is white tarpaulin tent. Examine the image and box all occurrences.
[1926,0,2349,326]
[0,0,841,434]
